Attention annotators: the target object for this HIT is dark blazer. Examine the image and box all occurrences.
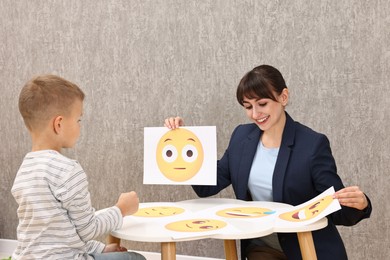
[193,112,371,260]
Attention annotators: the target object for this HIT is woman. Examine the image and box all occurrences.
[164,65,371,260]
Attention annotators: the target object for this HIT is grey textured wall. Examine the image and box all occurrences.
[1,0,389,259]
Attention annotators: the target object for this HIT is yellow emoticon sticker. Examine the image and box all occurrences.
[134,206,185,217]
[279,195,334,222]
[165,219,227,232]
[156,128,204,182]
[216,207,276,218]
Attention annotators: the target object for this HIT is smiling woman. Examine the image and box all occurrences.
[164,64,372,260]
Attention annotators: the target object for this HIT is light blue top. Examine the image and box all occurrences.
[248,141,282,250]
[248,141,279,201]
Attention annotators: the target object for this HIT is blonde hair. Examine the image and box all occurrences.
[19,74,85,131]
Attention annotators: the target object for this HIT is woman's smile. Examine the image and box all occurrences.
[256,115,270,124]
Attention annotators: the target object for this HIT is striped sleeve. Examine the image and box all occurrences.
[85,240,106,254]
[55,164,123,242]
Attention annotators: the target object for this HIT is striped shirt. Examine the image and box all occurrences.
[11,150,123,260]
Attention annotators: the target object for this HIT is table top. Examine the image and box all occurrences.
[111,198,328,243]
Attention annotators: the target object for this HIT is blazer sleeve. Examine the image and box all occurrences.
[192,126,242,197]
[333,196,372,226]
[310,134,372,225]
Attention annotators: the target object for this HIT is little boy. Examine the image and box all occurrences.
[11,75,145,260]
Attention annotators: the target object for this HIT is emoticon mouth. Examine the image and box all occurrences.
[225,212,260,217]
[174,168,186,170]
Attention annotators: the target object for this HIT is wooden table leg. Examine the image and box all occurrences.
[224,240,238,260]
[297,231,317,260]
[161,242,176,260]
[107,234,121,245]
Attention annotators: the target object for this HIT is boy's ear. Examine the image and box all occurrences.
[53,116,63,135]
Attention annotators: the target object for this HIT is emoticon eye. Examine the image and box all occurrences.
[182,144,198,163]
[162,144,178,163]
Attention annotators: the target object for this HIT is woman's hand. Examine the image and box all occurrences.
[333,186,368,210]
[103,243,128,253]
[164,116,185,129]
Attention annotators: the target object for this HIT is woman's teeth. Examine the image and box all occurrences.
[257,116,269,123]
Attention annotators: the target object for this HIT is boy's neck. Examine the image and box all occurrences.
[30,129,62,153]
[31,144,61,153]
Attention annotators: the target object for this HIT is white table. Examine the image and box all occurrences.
[108,198,328,260]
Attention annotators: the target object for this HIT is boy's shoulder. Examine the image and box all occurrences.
[13,150,84,196]
[22,150,80,172]
[26,149,73,160]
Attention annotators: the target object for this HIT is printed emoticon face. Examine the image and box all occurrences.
[134,206,185,217]
[216,207,276,218]
[156,128,204,182]
[279,195,334,222]
[165,219,227,232]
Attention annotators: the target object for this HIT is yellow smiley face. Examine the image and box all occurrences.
[134,206,185,217]
[279,195,334,222]
[216,207,276,218]
[156,128,204,182]
[165,219,227,232]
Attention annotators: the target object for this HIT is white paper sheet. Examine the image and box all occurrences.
[275,186,341,228]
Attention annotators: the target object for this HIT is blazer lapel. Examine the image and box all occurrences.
[272,113,295,202]
[236,126,261,200]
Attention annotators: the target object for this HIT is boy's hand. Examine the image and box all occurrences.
[115,191,139,216]
[103,243,127,253]
[164,117,185,129]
